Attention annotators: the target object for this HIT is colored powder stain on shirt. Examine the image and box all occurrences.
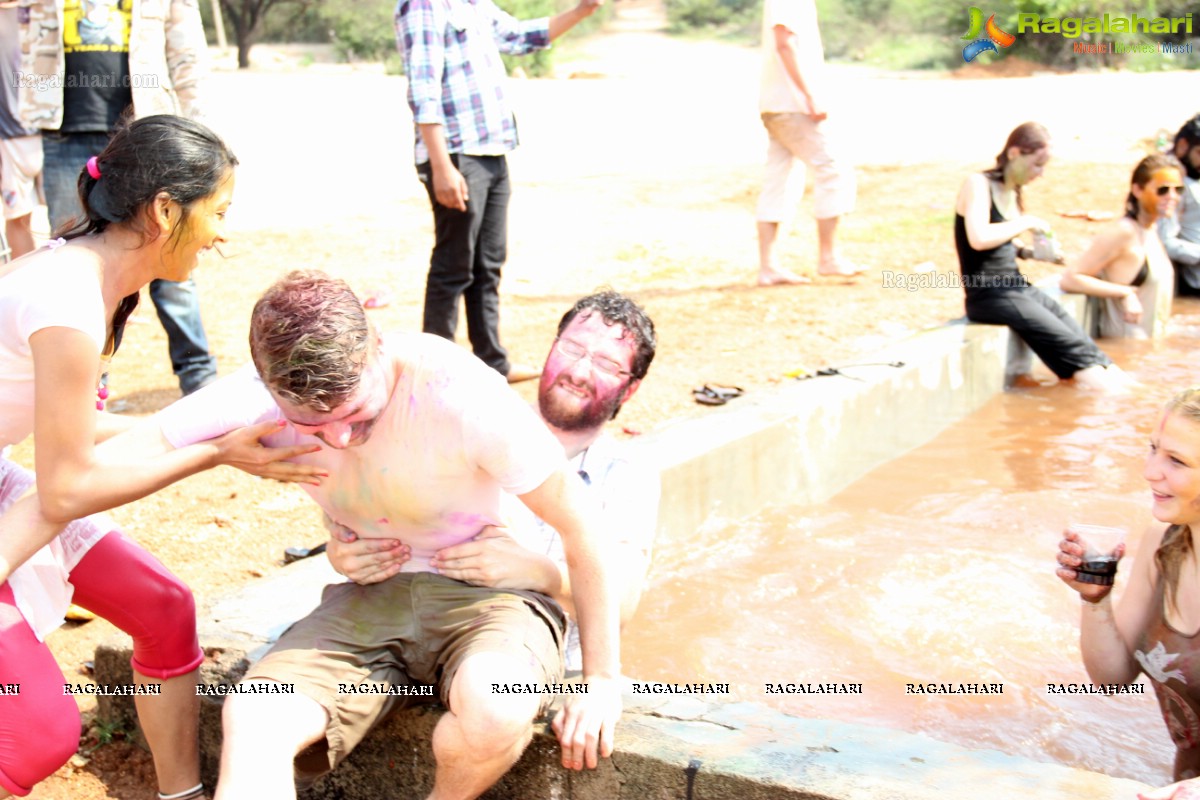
[445,511,487,529]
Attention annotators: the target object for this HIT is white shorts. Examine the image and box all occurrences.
[0,457,113,641]
[756,112,856,223]
[0,135,44,220]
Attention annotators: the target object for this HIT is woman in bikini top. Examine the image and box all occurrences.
[1061,153,1184,339]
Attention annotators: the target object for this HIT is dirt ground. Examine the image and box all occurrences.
[15,2,1200,797]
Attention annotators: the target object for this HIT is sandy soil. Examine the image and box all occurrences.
[16,2,1200,796]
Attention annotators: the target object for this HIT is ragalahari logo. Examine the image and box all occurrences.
[962,7,1016,62]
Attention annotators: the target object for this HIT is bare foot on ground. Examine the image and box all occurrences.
[757,267,812,286]
[817,258,870,277]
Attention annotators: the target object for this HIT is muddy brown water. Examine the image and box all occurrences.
[623,312,1200,786]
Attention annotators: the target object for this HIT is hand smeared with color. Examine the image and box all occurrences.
[962,7,1016,62]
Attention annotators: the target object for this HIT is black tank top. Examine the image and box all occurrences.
[954,192,1028,299]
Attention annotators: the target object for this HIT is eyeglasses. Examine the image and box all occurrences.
[553,338,632,378]
[1157,185,1185,196]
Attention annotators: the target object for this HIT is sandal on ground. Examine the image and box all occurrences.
[65,604,95,622]
[693,384,745,405]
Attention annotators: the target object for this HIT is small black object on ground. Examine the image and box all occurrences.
[692,384,745,406]
[283,542,327,564]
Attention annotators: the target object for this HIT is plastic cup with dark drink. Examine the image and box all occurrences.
[1069,524,1126,586]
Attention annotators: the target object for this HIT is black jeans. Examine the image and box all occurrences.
[965,286,1111,379]
[417,154,511,375]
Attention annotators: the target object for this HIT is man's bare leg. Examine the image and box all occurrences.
[816,216,866,276]
[428,652,541,800]
[817,216,838,268]
[756,221,810,286]
[215,681,328,800]
[135,669,201,796]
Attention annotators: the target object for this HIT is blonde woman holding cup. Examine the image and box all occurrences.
[1057,387,1200,798]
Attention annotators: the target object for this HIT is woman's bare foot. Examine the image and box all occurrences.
[1069,364,1136,392]
[757,267,812,286]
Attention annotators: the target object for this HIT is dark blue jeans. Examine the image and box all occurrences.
[41,131,217,394]
[417,153,511,375]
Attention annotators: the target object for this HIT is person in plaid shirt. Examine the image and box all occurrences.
[395,0,602,386]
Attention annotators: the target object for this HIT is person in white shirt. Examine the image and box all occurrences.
[326,290,660,674]
[141,274,635,800]
[755,0,862,286]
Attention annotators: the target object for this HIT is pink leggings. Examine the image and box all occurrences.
[0,530,203,797]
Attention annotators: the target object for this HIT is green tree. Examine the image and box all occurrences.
[219,0,311,68]
[318,0,398,63]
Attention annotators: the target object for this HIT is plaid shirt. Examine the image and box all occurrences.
[395,0,550,165]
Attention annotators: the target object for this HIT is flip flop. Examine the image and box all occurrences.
[283,542,327,564]
[693,384,744,405]
[705,383,744,400]
[65,604,95,622]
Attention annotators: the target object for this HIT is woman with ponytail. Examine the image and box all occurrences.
[954,122,1129,390]
[0,115,320,800]
[1057,388,1200,797]
[1061,154,1184,339]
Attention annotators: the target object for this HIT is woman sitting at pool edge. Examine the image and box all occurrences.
[954,121,1130,391]
[1060,153,1183,340]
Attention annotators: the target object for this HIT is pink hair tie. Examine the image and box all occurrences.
[86,156,101,180]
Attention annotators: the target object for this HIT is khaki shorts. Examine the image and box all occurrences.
[246,572,566,781]
[0,135,43,220]
[756,112,856,222]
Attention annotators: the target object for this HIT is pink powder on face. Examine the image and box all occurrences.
[378,518,389,525]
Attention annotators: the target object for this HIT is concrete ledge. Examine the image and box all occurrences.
[628,321,1010,542]
[95,639,1152,799]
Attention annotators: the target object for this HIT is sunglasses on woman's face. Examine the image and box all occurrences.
[1157,184,1185,197]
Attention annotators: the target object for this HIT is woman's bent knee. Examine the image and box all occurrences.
[0,695,81,795]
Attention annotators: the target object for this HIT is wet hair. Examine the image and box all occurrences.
[1123,153,1183,221]
[983,122,1050,212]
[249,270,372,413]
[1154,387,1200,616]
[61,114,237,247]
[60,115,236,357]
[556,289,657,382]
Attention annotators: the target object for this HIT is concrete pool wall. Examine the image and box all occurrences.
[94,286,1156,798]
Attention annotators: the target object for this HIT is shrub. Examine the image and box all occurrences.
[666,0,760,34]
[319,0,399,63]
